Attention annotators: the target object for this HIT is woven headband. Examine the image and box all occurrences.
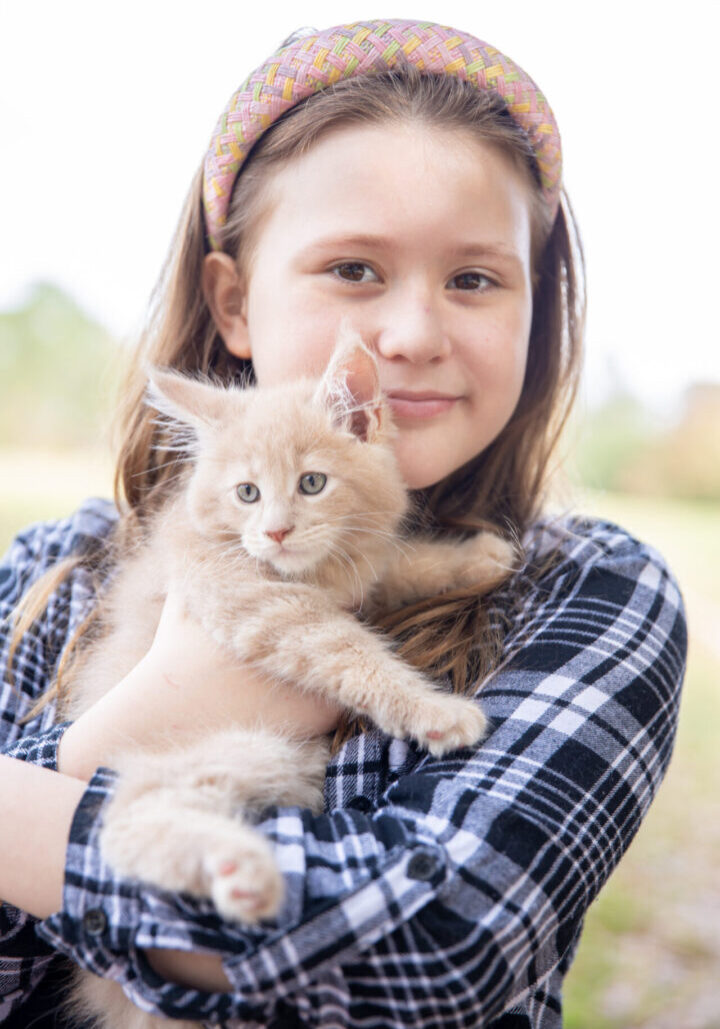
[203,20,562,250]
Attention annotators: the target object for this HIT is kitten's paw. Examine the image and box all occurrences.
[406,693,488,756]
[205,834,284,923]
[360,667,487,755]
[460,532,517,588]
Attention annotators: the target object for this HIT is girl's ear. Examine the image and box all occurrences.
[202,252,252,359]
[146,369,229,430]
[315,323,385,443]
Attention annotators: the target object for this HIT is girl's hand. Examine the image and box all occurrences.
[58,590,343,781]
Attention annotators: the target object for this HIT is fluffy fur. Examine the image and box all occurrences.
[59,335,515,1028]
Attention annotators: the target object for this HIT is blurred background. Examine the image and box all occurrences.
[2,2,718,1025]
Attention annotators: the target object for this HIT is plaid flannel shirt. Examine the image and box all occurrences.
[0,498,686,1028]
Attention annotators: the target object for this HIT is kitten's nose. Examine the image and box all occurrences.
[266,527,292,544]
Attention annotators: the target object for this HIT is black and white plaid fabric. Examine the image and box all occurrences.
[1,498,687,1028]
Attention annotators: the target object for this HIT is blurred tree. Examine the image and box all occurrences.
[572,384,720,500]
[620,384,720,500]
[571,391,656,492]
[0,283,119,448]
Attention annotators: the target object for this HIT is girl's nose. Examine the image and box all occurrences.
[374,289,450,364]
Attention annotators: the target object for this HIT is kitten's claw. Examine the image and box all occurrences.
[205,836,284,923]
[407,693,488,756]
[366,676,488,757]
[360,665,488,757]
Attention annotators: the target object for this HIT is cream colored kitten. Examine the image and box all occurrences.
[60,334,514,1028]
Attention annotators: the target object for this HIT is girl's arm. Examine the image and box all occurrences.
[0,755,85,917]
[0,501,119,1021]
[28,519,686,1026]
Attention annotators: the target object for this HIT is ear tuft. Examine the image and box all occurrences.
[314,322,385,443]
[145,368,229,431]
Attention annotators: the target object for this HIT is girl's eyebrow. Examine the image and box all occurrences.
[450,242,523,264]
[301,234,523,264]
[300,234,392,256]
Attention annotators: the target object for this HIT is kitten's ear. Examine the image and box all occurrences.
[315,322,385,443]
[146,369,229,431]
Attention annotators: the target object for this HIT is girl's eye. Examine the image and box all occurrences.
[448,271,494,291]
[236,482,260,503]
[298,472,327,495]
[332,262,378,284]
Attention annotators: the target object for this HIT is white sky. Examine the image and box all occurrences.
[1,1,718,413]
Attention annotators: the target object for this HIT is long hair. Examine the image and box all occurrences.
[12,68,585,741]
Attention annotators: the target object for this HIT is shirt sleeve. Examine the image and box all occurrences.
[1,499,116,746]
[33,522,687,1027]
[0,503,114,1021]
[0,727,72,1022]
[0,722,73,1019]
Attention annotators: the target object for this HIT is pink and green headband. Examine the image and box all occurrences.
[202,19,562,250]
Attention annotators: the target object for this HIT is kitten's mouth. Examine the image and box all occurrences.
[261,541,315,574]
[262,539,299,556]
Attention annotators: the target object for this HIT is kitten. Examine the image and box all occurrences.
[60,332,515,1028]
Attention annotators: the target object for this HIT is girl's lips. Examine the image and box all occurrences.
[385,392,460,419]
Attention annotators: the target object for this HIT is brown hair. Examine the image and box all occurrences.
[14,67,585,740]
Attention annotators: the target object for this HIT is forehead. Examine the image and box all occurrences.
[259,122,534,256]
[212,388,335,474]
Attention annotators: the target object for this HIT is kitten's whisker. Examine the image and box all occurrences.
[354,546,380,586]
[319,518,405,542]
[324,512,397,528]
[131,470,192,495]
[326,541,364,607]
[342,549,365,607]
[137,458,191,477]
[332,524,416,561]
[336,522,412,545]
[149,437,196,452]
[319,514,417,555]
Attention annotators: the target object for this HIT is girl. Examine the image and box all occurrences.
[0,19,685,1029]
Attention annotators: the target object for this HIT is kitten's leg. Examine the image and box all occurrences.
[215,601,488,756]
[104,796,284,922]
[68,969,200,1029]
[374,531,518,610]
[101,729,328,922]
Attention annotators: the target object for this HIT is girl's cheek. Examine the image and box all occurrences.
[490,304,532,366]
[472,315,526,367]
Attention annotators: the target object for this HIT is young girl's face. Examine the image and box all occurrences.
[209,122,534,489]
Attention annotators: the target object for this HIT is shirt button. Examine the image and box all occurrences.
[82,908,107,937]
[347,795,374,813]
[407,849,440,882]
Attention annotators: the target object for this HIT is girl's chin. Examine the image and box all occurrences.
[393,430,487,492]
[395,450,462,492]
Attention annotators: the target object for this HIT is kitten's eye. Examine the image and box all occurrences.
[298,472,327,495]
[332,262,378,284]
[236,482,260,503]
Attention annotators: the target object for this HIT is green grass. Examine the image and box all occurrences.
[565,648,720,1027]
[563,489,720,1029]
[0,448,113,556]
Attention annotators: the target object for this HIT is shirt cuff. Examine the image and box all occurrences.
[35,766,259,1022]
[221,810,447,1007]
[2,722,71,770]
